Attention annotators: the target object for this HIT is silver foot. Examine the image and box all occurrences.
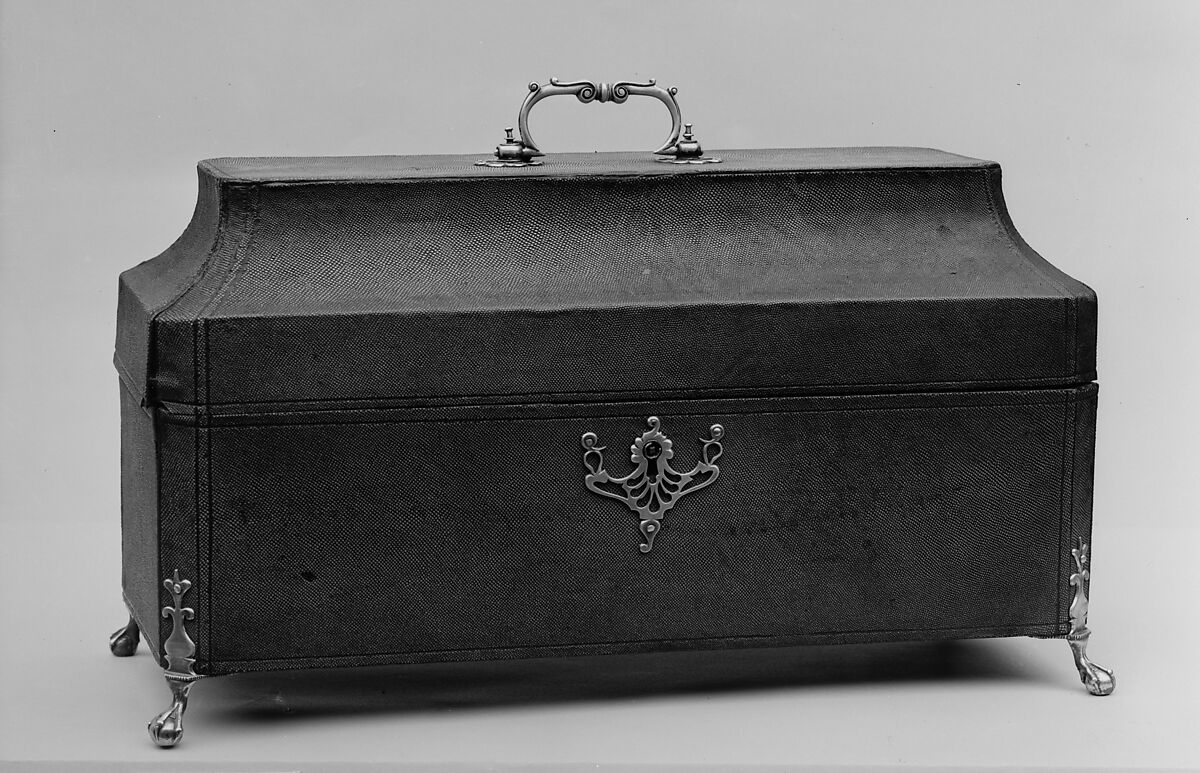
[150,570,200,746]
[148,672,200,747]
[1068,628,1115,696]
[1065,539,1115,696]
[109,615,140,657]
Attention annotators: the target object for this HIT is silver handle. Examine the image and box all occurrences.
[478,78,719,167]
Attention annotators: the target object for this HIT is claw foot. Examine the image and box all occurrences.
[1068,629,1115,696]
[148,704,185,747]
[148,673,199,748]
[109,615,140,657]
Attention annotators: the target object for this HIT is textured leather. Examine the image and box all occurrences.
[176,385,1091,674]
[115,149,1096,408]
[118,386,159,657]
[121,382,1099,675]
[114,147,1100,676]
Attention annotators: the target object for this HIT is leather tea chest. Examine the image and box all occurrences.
[112,140,1115,745]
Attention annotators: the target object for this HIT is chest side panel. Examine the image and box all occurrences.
[119,384,160,650]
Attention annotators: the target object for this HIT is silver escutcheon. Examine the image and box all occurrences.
[581,416,724,553]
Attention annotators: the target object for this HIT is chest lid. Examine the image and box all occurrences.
[115,148,1096,410]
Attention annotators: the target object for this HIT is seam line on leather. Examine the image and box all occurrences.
[159,386,1099,422]
[197,185,261,335]
[147,183,256,405]
[157,399,170,667]
[208,162,999,186]
[113,353,146,405]
[181,399,1081,420]
[204,313,215,669]
[145,178,227,319]
[189,400,1081,430]
[193,347,203,668]
[121,589,161,662]
[1058,394,1071,626]
[979,168,1075,379]
[204,624,1064,665]
[178,181,260,646]
[205,412,213,671]
[141,174,250,406]
[1068,395,1081,621]
[188,375,1095,410]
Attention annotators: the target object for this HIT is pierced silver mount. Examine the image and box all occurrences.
[148,570,202,747]
[581,416,724,553]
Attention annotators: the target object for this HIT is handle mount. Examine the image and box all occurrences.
[477,78,720,167]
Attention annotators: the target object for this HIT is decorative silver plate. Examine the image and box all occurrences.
[581,416,724,552]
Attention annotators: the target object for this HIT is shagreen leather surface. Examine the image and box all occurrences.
[114,148,1098,675]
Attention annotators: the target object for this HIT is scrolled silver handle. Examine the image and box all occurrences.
[478,78,719,167]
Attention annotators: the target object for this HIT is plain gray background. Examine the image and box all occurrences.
[1,1,1198,770]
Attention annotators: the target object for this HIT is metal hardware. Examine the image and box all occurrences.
[477,78,720,166]
[149,672,201,748]
[1065,539,1115,696]
[477,127,545,168]
[581,416,724,553]
[160,570,196,675]
[148,570,201,747]
[108,614,140,657]
[655,124,721,165]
